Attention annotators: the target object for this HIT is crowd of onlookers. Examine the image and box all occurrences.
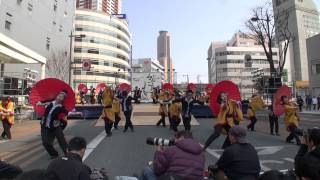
[1,126,319,180]
[296,95,320,112]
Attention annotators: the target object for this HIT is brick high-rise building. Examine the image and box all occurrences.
[76,0,122,14]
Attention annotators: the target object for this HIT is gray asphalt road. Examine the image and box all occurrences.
[1,113,319,179]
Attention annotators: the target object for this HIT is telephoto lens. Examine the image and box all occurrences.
[146,137,175,146]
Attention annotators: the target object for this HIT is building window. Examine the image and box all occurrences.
[5,21,11,30]
[59,25,63,32]
[312,64,320,75]
[46,37,50,50]
[17,0,22,5]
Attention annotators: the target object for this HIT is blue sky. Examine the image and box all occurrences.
[122,0,320,83]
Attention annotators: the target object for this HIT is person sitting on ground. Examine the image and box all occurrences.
[258,170,296,180]
[295,127,320,180]
[141,131,205,180]
[45,137,91,180]
[215,126,260,180]
[0,160,22,179]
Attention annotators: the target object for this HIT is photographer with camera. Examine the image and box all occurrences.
[295,127,320,180]
[141,131,205,180]
[212,126,260,180]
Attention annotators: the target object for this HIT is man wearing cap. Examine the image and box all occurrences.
[215,126,260,180]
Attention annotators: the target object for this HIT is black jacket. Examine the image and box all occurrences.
[42,102,68,129]
[121,96,133,112]
[0,161,22,179]
[217,143,260,180]
[45,153,91,180]
[178,98,200,118]
[295,144,320,178]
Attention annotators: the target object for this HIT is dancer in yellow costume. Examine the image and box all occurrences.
[247,95,266,131]
[0,97,15,140]
[281,95,302,145]
[101,87,115,137]
[156,90,171,127]
[112,94,121,130]
[169,95,182,132]
[204,92,243,150]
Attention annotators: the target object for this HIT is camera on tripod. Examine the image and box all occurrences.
[146,137,175,146]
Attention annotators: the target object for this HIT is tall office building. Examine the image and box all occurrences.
[157,31,174,83]
[72,10,131,89]
[76,0,122,14]
[207,32,280,98]
[273,0,320,82]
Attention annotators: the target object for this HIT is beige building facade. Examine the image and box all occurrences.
[157,31,174,83]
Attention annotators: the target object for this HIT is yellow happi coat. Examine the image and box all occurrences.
[169,101,182,119]
[159,92,170,116]
[284,102,300,130]
[0,101,15,125]
[102,88,115,122]
[112,97,121,114]
[216,100,243,127]
[247,96,265,118]
[76,94,81,104]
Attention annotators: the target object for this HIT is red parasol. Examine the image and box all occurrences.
[273,85,292,116]
[187,83,197,92]
[162,83,174,92]
[30,78,75,116]
[96,83,107,93]
[119,83,132,92]
[77,83,88,94]
[205,84,215,94]
[210,80,241,116]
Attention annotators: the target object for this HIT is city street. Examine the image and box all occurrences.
[0,104,319,179]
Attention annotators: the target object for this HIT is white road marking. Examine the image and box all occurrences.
[260,160,284,171]
[283,157,295,163]
[83,131,106,160]
[257,146,284,155]
[0,140,9,144]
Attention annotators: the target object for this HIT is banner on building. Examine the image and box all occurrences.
[82,59,91,71]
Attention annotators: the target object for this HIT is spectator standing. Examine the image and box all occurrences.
[306,95,312,111]
[121,90,134,132]
[215,126,260,180]
[297,96,304,112]
[312,96,317,110]
[268,106,279,136]
[45,137,91,180]
[141,131,205,180]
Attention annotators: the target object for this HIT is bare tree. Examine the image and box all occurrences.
[46,50,69,82]
[245,2,293,77]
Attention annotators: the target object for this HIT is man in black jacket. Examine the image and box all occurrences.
[45,137,91,180]
[0,160,22,179]
[216,126,260,180]
[295,127,320,180]
[121,90,134,132]
[180,90,199,131]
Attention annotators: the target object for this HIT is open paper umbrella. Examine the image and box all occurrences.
[187,83,197,92]
[273,85,292,116]
[96,83,107,93]
[77,83,88,94]
[30,78,75,116]
[162,83,174,92]
[210,80,241,116]
[119,83,132,92]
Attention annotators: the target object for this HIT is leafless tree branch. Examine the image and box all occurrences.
[46,50,69,82]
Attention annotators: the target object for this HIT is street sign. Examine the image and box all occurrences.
[82,59,91,71]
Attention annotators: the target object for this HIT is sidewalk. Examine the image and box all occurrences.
[299,110,320,115]
[0,120,40,141]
